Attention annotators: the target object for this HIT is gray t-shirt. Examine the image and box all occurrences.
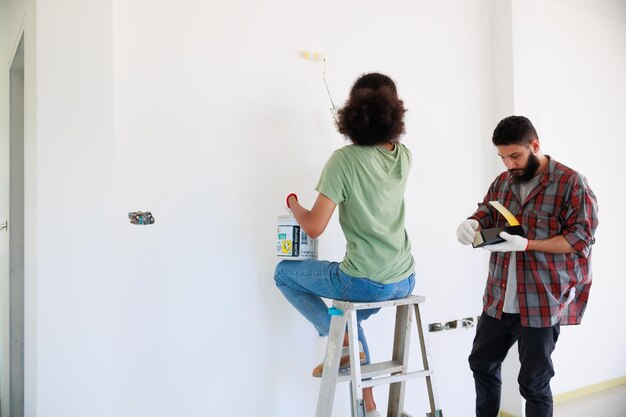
[503,175,541,313]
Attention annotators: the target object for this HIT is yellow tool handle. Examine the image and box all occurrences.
[488,201,520,226]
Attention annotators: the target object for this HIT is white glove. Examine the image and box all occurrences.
[457,219,479,245]
[482,232,528,252]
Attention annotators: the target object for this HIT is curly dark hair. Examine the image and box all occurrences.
[492,115,538,146]
[350,72,398,96]
[337,73,406,146]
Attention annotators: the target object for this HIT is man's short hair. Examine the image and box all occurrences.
[492,115,538,146]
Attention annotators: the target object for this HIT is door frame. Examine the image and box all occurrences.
[2,30,26,417]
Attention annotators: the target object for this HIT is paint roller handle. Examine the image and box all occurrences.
[286,193,298,209]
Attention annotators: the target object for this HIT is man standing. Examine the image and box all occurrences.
[456,116,599,417]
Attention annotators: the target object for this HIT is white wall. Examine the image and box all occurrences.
[0,3,10,414]
[0,0,624,416]
[34,0,116,416]
[1,4,12,415]
[111,1,493,416]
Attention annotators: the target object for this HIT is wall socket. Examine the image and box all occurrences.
[428,316,479,332]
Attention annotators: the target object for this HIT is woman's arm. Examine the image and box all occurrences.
[287,193,337,239]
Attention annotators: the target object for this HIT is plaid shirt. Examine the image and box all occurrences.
[470,156,599,327]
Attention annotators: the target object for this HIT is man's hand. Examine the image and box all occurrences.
[457,219,479,245]
[482,232,528,252]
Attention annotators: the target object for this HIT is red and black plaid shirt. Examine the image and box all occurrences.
[470,156,599,328]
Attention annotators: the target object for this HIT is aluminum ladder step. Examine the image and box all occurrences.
[313,359,433,387]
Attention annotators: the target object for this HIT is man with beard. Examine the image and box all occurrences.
[456,115,598,417]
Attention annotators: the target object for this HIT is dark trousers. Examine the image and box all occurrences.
[468,313,560,417]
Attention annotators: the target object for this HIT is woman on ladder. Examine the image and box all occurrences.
[274,72,416,417]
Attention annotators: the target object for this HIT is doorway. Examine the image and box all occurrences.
[8,34,25,417]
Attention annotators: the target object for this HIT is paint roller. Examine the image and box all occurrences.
[300,50,338,121]
[301,51,325,61]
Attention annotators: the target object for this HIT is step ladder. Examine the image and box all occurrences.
[315,295,443,417]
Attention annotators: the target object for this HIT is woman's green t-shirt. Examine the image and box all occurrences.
[315,143,415,284]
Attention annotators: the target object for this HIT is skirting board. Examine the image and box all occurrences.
[553,375,626,404]
[498,375,626,417]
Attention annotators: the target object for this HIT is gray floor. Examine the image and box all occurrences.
[554,384,626,417]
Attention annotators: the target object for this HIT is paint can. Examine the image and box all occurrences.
[277,214,318,260]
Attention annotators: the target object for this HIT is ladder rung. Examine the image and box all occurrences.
[313,360,432,387]
[361,370,432,388]
[340,360,405,382]
[313,360,404,382]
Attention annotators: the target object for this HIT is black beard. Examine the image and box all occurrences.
[510,152,540,183]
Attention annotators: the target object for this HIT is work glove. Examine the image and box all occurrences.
[482,232,528,252]
[457,219,479,245]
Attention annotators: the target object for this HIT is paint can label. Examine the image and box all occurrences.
[277,216,317,260]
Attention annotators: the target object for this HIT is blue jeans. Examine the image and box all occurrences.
[274,259,415,364]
